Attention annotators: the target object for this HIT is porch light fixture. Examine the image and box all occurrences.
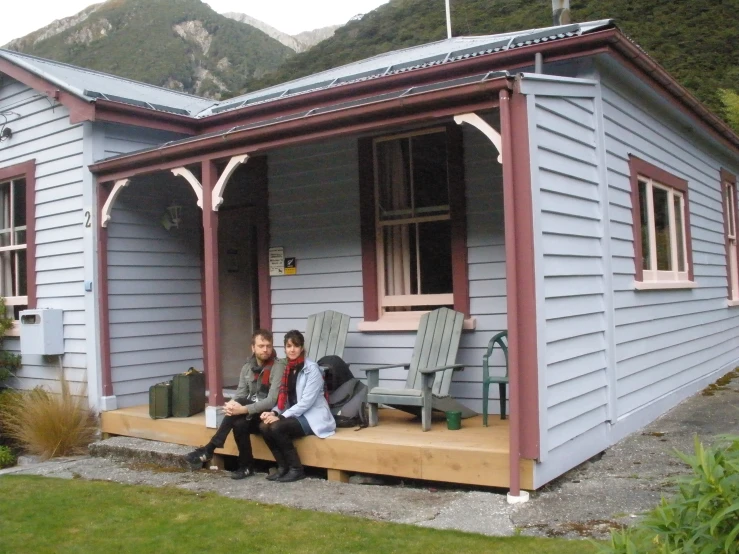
[161,202,182,230]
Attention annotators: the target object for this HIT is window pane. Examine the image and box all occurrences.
[674,195,685,272]
[418,220,452,294]
[14,179,25,228]
[17,250,27,296]
[638,180,651,270]
[0,183,10,248]
[653,186,672,271]
[383,224,414,295]
[376,139,411,221]
[411,132,449,217]
[0,251,12,296]
[729,186,736,237]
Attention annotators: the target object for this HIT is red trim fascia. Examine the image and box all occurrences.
[251,156,272,330]
[447,122,470,317]
[628,155,694,281]
[90,78,510,179]
[201,160,223,406]
[358,137,379,322]
[97,183,113,397]
[721,168,738,298]
[0,159,36,309]
[92,100,197,135]
[509,88,539,462]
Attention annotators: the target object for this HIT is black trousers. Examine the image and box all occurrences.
[259,417,307,469]
[209,398,261,468]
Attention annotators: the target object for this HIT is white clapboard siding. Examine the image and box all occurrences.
[0,77,86,391]
[267,125,506,413]
[601,73,739,435]
[105,179,203,408]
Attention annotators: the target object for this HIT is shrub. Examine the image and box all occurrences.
[0,444,16,468]
[0,297,21,387]
[599,434,739,554]
[0,373,97,459]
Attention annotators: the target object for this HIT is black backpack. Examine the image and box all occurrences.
[318,355,354,395]
[328,377,369,428]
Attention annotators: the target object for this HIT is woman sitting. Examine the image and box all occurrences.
[259,329,336,482]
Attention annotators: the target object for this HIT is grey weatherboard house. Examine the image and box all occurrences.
[1,18,738,492]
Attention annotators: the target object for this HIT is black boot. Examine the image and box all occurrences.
[276,445,305,483]
[265,449,288,481]
[185,444,215,470]
[230,466,255,480]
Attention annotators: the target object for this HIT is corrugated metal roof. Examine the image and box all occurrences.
[0,48,215,116]
[199,19,614,118]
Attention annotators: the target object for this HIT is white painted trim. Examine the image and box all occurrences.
[212,154,248,211]
[593,81,618,426]
[100,178,130,228]
[205,405,224,428]
[526,93,549,462]
[727,299,739,307]
[633,280,698,290]
[100,395,118,411]
[454,113,503,163]
[171,167,204,209]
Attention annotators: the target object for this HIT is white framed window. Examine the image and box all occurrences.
[638,177,689,282]
[722,170,739,303]
[629,155,693,289]
[373,128,453,314]
[0,176,28,320]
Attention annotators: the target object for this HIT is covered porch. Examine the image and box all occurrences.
[101,405,534,489]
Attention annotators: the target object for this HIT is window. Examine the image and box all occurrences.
[0,161,35,324]
[721,169,739,303]
[358,126,469,329]
[629,156,693,288]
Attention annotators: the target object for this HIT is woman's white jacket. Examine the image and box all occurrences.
[274,358,336,438]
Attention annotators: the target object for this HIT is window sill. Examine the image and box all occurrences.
[727,299,739,307]
[359,314,477,332]
[633,280,697,291]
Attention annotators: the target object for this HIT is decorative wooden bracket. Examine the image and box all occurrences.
[171,167,204,209]
[212,154,248,211]
[100,178,130,227]
[454,113,503,164]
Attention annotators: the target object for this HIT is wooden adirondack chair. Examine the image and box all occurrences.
[303,310,351,360]
[362,307,476,431]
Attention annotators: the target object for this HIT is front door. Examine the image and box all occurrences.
[218,207,259,387]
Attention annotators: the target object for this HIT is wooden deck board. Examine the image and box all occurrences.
[101,406,534,489]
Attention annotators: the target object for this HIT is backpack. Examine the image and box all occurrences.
[318,355,354,395]
[328,377,369,428]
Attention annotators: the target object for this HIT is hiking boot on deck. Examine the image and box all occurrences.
[185,446,213,470]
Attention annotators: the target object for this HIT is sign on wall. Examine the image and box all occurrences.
[269,246,284,276]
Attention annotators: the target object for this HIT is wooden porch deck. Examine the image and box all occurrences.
[101,406,534,489]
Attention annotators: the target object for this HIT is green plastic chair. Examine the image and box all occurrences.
[482,330,509,426]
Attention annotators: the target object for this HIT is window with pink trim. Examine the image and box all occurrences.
[629,155,694,287]
[721,169,739,303]
[0,160,35,323]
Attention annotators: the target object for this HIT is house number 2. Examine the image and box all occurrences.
[84,210,92,228]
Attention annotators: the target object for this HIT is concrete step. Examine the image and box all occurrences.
[88,436,196,470]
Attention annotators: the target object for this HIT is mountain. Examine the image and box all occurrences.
[244,0,739,127]
[4,0,294,99]
[222,12,339,53]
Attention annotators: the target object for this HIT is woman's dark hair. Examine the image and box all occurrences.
[284,329,305,348]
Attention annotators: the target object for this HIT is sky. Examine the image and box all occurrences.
[0,0,391,46]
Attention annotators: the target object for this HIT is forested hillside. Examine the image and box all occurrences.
[7,0,294,98]
[246,0,739,126]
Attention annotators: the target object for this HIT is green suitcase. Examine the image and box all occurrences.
[172,368,206,417]
[149,380,173,419]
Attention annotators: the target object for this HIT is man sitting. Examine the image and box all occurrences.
[185,329,286,479]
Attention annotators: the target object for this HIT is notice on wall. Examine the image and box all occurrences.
[284,257,297,275]
[269,246,284,276]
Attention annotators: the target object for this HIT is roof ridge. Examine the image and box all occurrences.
[0,48,210,101]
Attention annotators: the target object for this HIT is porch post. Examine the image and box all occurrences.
[201,160,224,408]
[97,182,116,410]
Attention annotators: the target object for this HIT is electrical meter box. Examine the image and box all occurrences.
[19,309,64,356]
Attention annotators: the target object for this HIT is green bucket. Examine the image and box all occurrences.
[446,410,462,430]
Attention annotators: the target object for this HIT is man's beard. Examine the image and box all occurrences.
[255,351,273,364]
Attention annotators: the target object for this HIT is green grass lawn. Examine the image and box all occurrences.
[0,475,597,554]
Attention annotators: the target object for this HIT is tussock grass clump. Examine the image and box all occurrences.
[0,374,97,459]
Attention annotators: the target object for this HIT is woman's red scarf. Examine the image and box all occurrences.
[276,355,329,411]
